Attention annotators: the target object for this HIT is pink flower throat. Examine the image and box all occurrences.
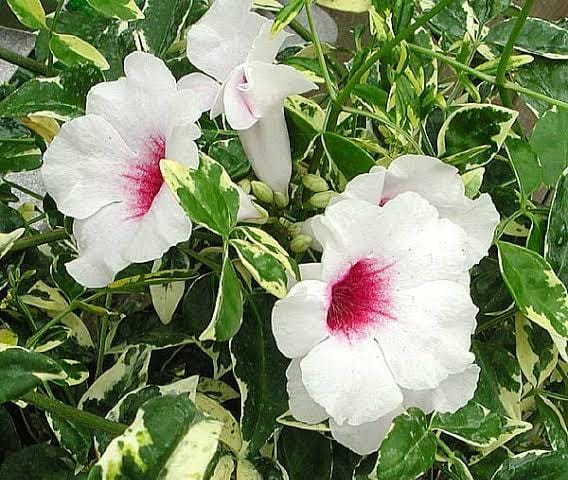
[123,136,166,219]
[327,258,394,339]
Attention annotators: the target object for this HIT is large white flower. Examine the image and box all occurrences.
[42,52,263,288]
[273,195,480,454]
[182,0,317,194]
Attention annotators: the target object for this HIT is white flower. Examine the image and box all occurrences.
[42,52,263,288]
[182,0,317,194]
[309,155,500,267]
[273,194,480,454]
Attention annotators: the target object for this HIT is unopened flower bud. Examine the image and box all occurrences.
[290,234,312,253]
[238,178,251,194]
[251,181,274,204]
[288,223,302,237]
[302,174,329,193]
[274,191,289,208]
[309,191,337,209]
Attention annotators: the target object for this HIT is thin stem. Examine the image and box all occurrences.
[495,0,535,108]
[94,294,112,379]
[290,18,312,42]
[47,0,66,75]
[23,391,127,435]
[408,43,568,110]
[3,180,44,201]
[539,390,568,402]
[305,0,336,100]
[11,229,68,253]
[201,128,238,137]
[0,45,47,76]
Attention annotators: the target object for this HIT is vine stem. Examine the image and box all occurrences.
[495,0,536,108]
[0,45,47,76]
[10,228,69,253]
[407,43,568,111]
[94,294,112,379]
[23,391,127,435]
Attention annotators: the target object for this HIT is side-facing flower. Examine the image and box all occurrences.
[182,0,317,194]
[273,195,480,454]
[42,52,263,288]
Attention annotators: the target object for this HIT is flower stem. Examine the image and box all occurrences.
[495,0,535,108]
[3,180,44,201]
[10,228,69,253]
[0,45,47,76]
[94,294,112,379]
[23,391,127,435]
[305,0,336,100]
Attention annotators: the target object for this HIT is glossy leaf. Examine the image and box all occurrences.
[546,167,568,284]
[492,450,568,480]
[50,33,110,70]
[272,0,304,36]
[6,0,46,30]
[535,395,568,451]
[278,428,333,480]
[208,138,250,180]
[322,132,375,181]
[505,138,542,201]
[86,0,144,21]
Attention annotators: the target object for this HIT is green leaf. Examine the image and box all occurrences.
[200,249,243,342]
[0,65,104,121]
[149,253,189,326]
[492,450,568,480]
[505,138,542,201]
[515,313,558,387]
[78,345,152,416]
[419,0,478,40]
[486,17,568,60]
[0,406,20,458]
[208,138,251,181]
[285,95,324,162]
[0,346,68,403]
[161,156,240,238]
[0,228,24,261]
[547,168,568,285]
[278,428,332,480]
[6,0,46,30]
[375,408,436,480]
[498,241,568,360]
[438,104,518,170]
[134,0,194,57]
[530,107,568,187]
[88,394,222,480]
[431,402,531,451]
[322,132,375,181]
[0,140,42,174]
[46,413,92,465]
[316,0,370,13]
[272,0,304,37]
[49,33,110,70]
[230,296,289,454]
[0,444,77,480]
[535,395,568,451]
[86,0,144,21]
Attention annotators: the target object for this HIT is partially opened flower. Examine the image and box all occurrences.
[328,155,500,266]
[182,0,317,194]
[43,52,263,288]
[273,195,480,454]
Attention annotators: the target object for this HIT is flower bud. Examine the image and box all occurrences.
[290,234,312,253]
[309,191,338,209]
[251,181,274,204]
[274,191,289,208]
[238,178,251,195]
[302,174,329,193]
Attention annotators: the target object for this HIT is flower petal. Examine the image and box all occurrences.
[177,73,221,113]
[236,187,266,223]
[329,408,402,455]
[337,168,387,205]
[271,280,330,358]
[186,0,265,82]
[42,115,137,220]
[166,123,201,170]
[287,359,328,424]
[402,364,480,414]
[248,21,290,63]
[301,338,403,425]
[223,66,257,130]
[376,280,477,390]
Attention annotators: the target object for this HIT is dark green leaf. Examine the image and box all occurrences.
[505,138,542,201]
[546,169,568,285]
[0,444,76,480]
[278,428,333,480]
[322,132,375,181]
[492,450,568,480]
[535,395,568,451]
[208,138,250,180]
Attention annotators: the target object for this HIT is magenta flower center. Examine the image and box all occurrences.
[123,136,166,219]
[327,258,395,339]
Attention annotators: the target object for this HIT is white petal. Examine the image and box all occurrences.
[223,66,258,130]
[402,364,480,414]
[287,263,323,289]
[300,216,323,251]
[186,0,265,82]
[247,20,289,64]
[301,338,403,425]
[242,62,317,118]
[67,187,191,288]
[338,168,387,205]
[271,280,330,358]
[166,124,201,170]
[330,408,402,455]
[177,73,221,113]
[441,194,500,267]
[376,280,477,390]
[236,187,266,223]
[86,52,178,152]
[42,115,136,220]
[239,109,293,194]
[286,359,328,424]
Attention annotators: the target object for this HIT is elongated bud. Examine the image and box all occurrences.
[238,178,251,195]
[251,181,274,204]
[274,191,289,208]
[309,191,337,209]
[302,174,329,193]
[290,234,312,253]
